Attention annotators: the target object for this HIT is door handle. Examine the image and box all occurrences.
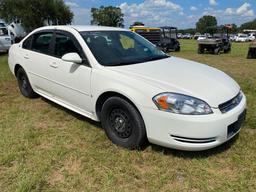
[50,63,58,68]
[24,55,29,59]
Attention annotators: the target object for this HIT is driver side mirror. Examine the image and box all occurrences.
[62,53,83,64]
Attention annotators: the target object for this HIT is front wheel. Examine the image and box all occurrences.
[101,97,147,149]
[16,67,38,98]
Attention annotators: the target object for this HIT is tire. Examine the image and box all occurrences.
[247,50,252,59]
[198,48,204,54]
[214,48,220,55]
[223,48,229,53]
[175,46,180,52]
[101,97,147,149]
[16,67,38,98]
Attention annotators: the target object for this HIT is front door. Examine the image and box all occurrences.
[49,31,92,114]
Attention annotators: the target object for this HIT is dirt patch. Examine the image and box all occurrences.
[48,170,65,186]
[63,156,82,175]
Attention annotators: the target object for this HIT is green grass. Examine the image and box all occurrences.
[0,41,256,192]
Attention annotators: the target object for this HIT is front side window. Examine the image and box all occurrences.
[54,33,80,58]
[80,31,168,66]
[31,32,53,54]
[22,36,33,50]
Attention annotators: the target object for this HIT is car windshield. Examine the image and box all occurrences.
[0,28,8,36]
[80,30,169,66]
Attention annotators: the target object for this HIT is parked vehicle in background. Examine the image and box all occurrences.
[130,25,180,52]
[8,25,246,151]
[194,32,201,40]
[235,34,249,42]
[0,22,12,52]
[197,25,231,54]
[229,34,236,42]
[248,33,255,41]
[177,33,183,39]
[158,26,180,52]
[130,26,161,45]
[7,22,26,43]
[197,35,206,41]
[183,33,192,39]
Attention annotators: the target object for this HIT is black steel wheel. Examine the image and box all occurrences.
[109,108,133,139]
[16,67,38,98]
[101,97,147,149]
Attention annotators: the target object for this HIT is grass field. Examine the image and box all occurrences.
[0,40,256,192]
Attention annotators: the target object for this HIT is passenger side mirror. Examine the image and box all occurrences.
[62,53,83,64]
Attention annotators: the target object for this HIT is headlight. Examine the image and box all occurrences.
[153,93,213,115]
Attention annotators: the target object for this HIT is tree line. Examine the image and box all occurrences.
[0,0,73,31]
[0,2,255,33]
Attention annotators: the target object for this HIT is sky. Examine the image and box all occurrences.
[65,0,256,29]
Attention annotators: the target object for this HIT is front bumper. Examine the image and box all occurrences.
[141,95,246,151]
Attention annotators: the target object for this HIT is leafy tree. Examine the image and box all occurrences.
[196,15,217,34]
[91,6,124,27]
[0,0,73,31]
[178,28,196,35]
[240,19,256,30]
[229,23,238,33]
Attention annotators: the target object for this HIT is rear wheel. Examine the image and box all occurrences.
[16,67,38,98]
[101,97,147,149]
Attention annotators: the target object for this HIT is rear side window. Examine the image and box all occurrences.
[54,33,80,58]
[31,32,53,54]
[22,36,33,50]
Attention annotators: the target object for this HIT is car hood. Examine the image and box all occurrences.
[109,57,240,107]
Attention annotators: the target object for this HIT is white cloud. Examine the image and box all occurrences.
[190,6,197,11]
[209,0,217,6]
[201,2,255,27]
[236,3,254,16]
[65,1,79,8]
[224,3,254,17]
[119,0,183,27]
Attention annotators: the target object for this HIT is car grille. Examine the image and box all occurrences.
[219,92,243,113]
[170,135,216,144]
[227,110,246,138]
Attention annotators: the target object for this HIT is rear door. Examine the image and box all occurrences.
[49,30,92,114]
[22,30,56,96]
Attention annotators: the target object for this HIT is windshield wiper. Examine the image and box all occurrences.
[145,55,170,62]
[107,60,145,66]
[106,55,170,67]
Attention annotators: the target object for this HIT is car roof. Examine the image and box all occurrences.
[36,25,129,32]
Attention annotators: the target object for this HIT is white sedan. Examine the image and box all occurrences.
[235,34,249,42]
[8,26,246,151]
